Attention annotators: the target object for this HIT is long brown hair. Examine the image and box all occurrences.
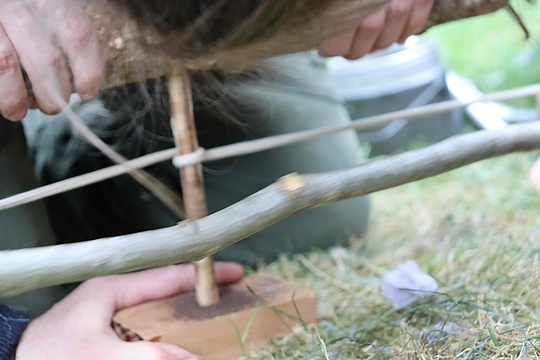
[124,0,385,61]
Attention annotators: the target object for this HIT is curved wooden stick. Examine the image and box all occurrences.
[0,121,538,297]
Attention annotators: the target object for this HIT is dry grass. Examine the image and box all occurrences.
[243,151,540,359]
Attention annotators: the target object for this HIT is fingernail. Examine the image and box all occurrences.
[4,109,27,121]
[398,35,409,44]
[80,89,99,101]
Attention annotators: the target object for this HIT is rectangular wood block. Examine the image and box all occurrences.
[113,273,317,359]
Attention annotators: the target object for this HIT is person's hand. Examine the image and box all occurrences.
[0,0,104,121]
[16,262,244,360]
[318,0,434,59]
[530,158,540,190]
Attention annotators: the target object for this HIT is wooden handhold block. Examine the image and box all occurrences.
[113,273,317,359]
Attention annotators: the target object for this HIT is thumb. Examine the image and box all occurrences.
[111,262,244,310]
[117,341,199,360]
[75,262,243,324]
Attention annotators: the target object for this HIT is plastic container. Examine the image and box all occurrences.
[327,36,463,156]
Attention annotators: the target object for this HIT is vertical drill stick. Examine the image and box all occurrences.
[168,69,220,307]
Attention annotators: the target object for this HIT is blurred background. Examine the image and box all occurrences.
[326,0,540,156]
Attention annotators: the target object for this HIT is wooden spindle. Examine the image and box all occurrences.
[168,69,220,307]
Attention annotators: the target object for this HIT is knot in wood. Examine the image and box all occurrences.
[279,173,306,194]
[110,36,125,50]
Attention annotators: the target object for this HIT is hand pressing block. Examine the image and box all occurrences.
[113,273,317,359]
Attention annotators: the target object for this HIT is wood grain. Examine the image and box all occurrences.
[113,273,317,360]
[86,0,510,87]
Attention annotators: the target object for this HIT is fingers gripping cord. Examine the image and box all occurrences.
[16,1,185,218]
[173,147,207,169]
[1,82,540,213]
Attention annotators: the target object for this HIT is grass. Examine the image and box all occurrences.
[243,151,540,359]
[239,3,540,358]
[424,0,540,107]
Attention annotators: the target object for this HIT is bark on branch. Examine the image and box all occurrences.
[1,122,539,297]
[90,0,510,87]
[426,0,510,28]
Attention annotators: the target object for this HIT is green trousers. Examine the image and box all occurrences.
[0,120,68,316]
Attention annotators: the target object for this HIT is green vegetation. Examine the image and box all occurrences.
[246,152,540,359]
[241,3,540,358]
[425,0,540,107]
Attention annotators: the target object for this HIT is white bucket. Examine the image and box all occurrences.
[327,36,463,155]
